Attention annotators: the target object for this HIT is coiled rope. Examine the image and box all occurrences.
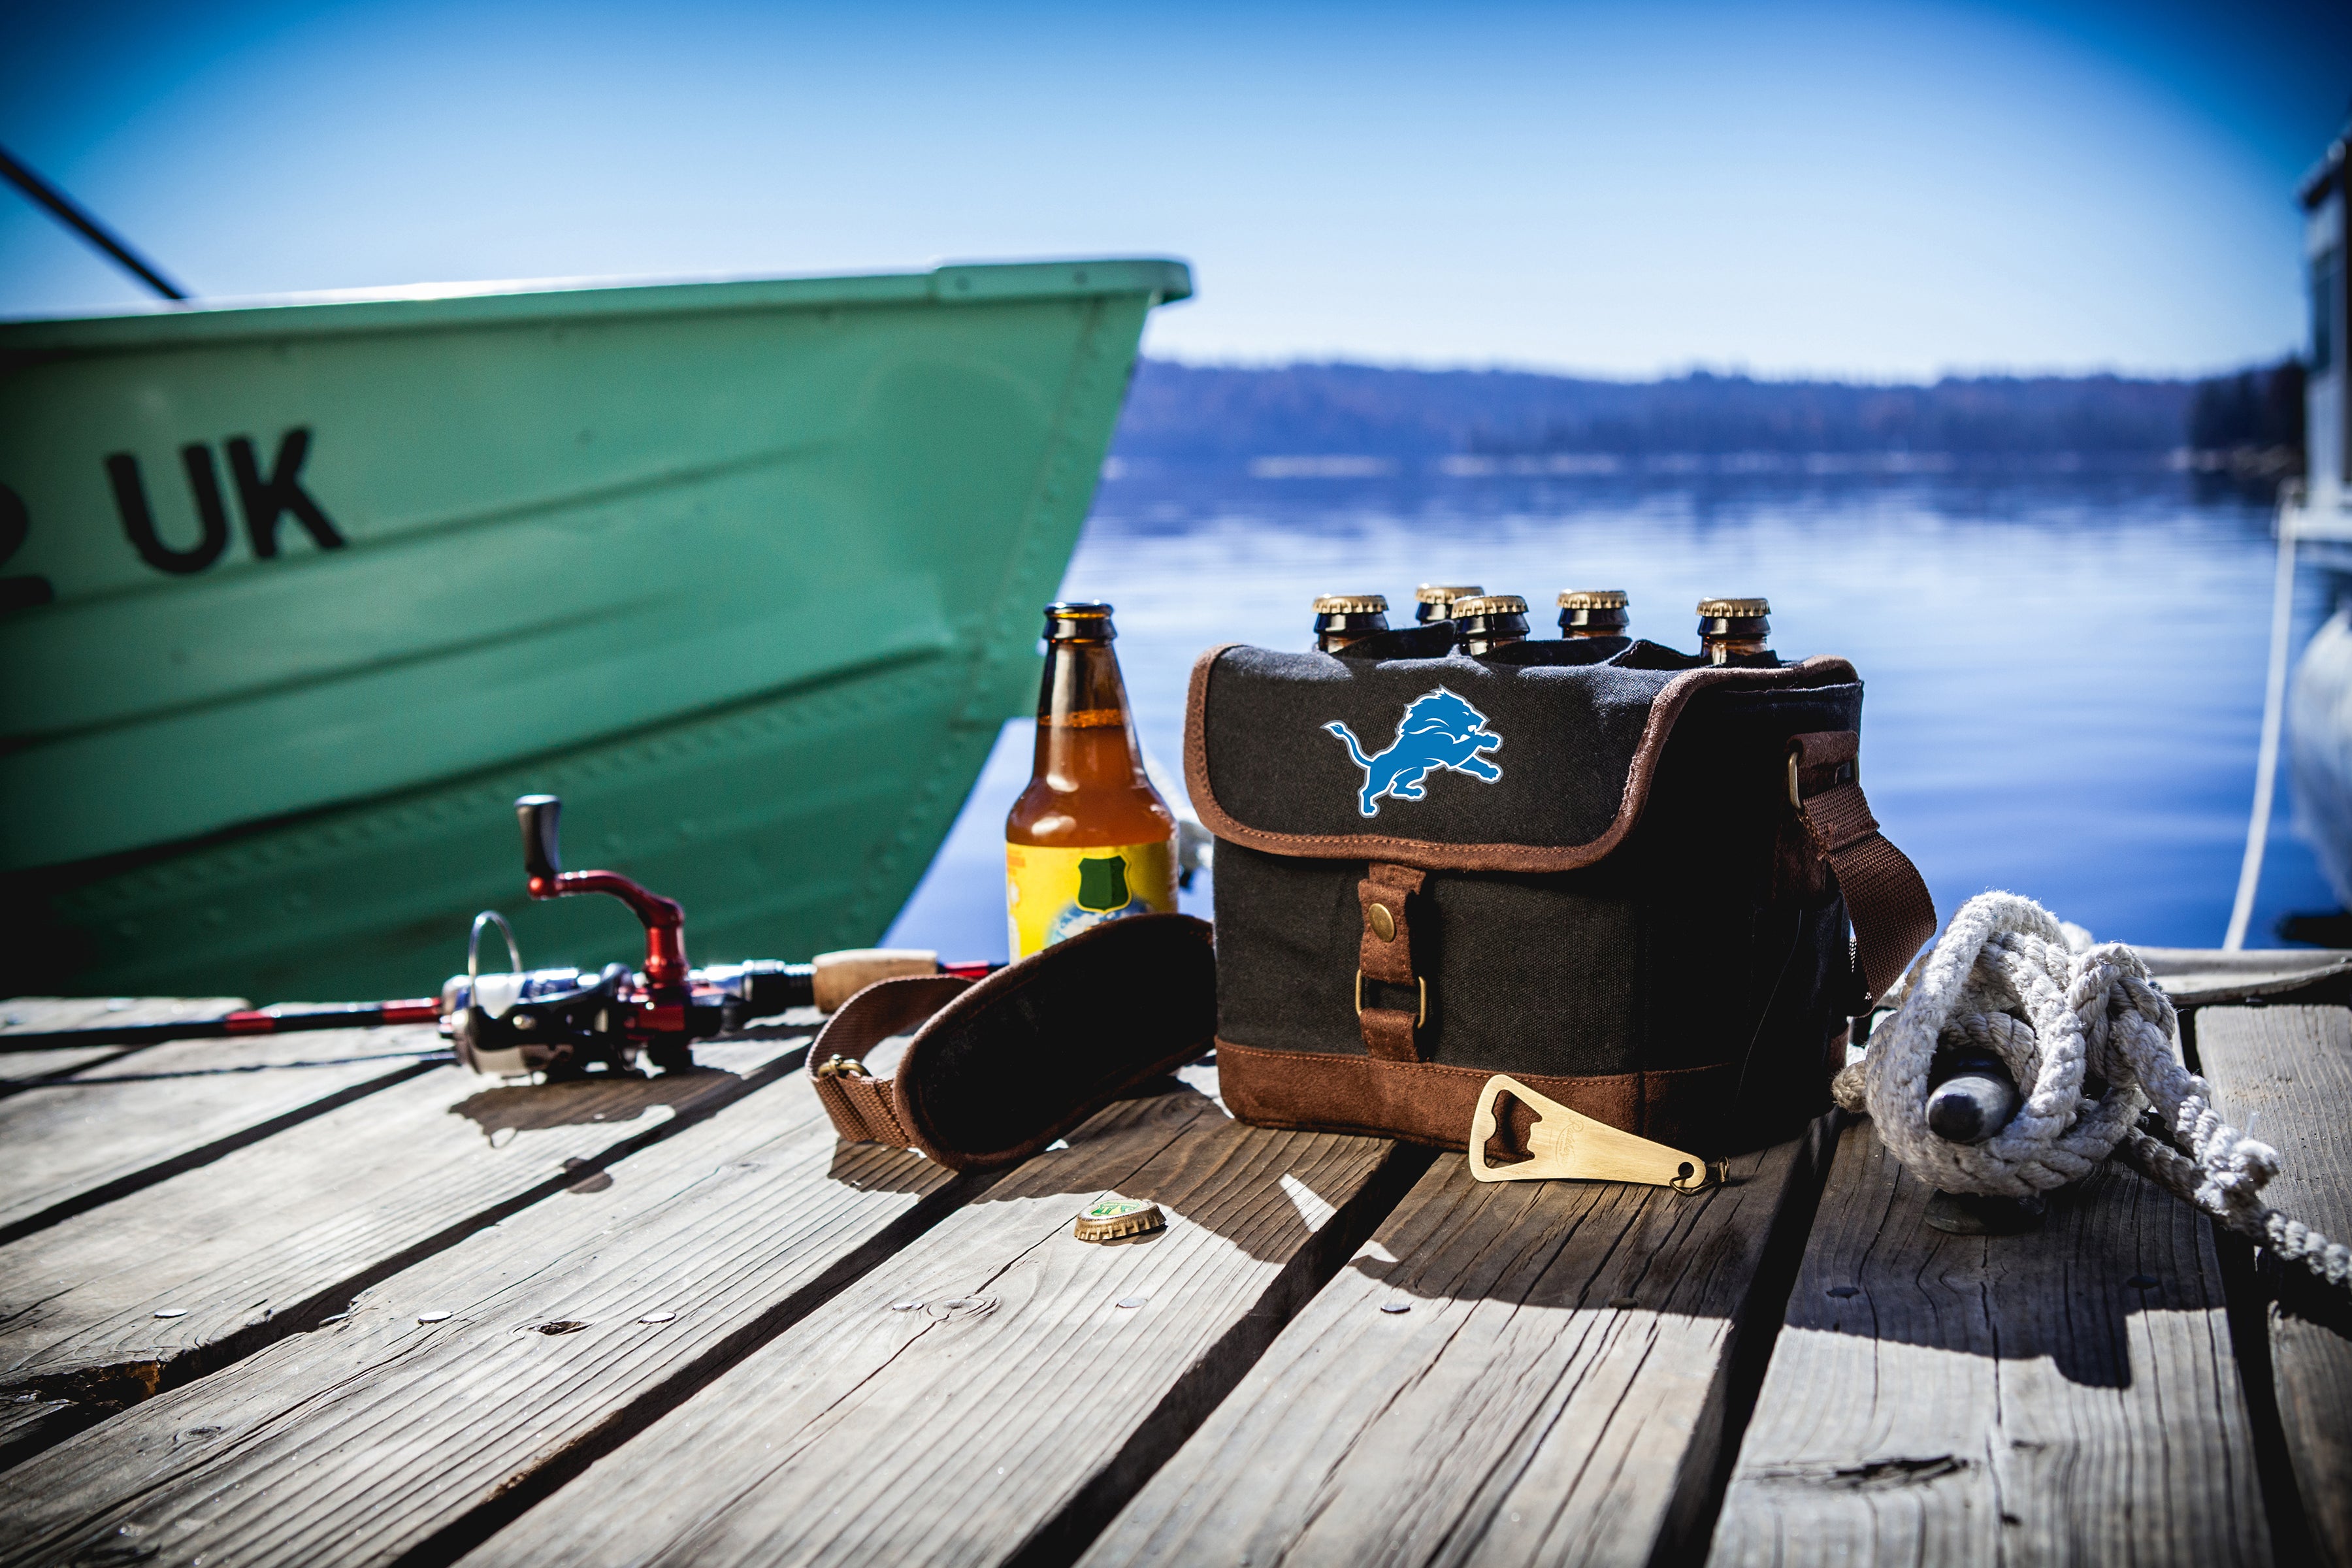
[1831,890,2350,1291]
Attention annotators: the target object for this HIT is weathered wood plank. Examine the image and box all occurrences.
[459,1085,1420,1568]
[0,1394,79,1473]
[0,1034,806,1448]
[0,997,246,1085]
[1079,1129,1824,1568]
[0,1025,444,1243]
[2197,1004,2352,1568]
[0,1070,970,1567]
[1707,1119,2270,1567]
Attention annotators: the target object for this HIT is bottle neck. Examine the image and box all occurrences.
[1460,632,1526,656]
[1456,611,1529,657]
[1032,638,1146,790]
[1703,636,1773,664]
[1316,611,1390,652]
[1699,615,1773,665]
[1560,608,1629,638]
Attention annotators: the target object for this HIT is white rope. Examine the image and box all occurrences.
[1833,890,2351,1292]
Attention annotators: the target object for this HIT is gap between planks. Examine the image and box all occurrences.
[2197,1003,2352,1568]
[0,1070,982,1568]
[1707,1114,2272,1567]
[1078,1119,1831,1568]
[455,1083,1428,1568]
[0,1032,812,1471]
[0,1041,444,1249]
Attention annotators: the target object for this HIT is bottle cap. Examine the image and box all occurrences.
[1557,589,1629,610]
[1450,594,1528,617]
[1695,597,1770,618]
[1043,601,1116,640]
[1313,594,1389,614]
[1073,1194,1167,1243]
[1414,583,1483,604]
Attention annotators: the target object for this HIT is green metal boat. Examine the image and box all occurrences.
[1,259,1190,1000]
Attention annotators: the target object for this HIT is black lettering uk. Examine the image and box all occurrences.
[0,482,57,611]
[227,427,344,557]
[107,446,231,574]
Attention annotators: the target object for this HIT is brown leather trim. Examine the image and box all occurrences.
[1356,863,1422,983]
[1183,646,1861,872]
[1356,862,1426,1060]
[1215,1036,1756,1155]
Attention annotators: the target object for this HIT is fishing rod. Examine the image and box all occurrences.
[1,999,448,1052]
[5,794,998,1075]
[0,144,188,301]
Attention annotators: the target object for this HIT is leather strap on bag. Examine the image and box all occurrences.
[1356,862,1426,1062]
[1789,730,1936,1005]
[804,913,1218,1171]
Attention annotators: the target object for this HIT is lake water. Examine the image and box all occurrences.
[884,462,2339,962]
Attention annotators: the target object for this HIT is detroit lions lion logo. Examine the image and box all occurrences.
[1324,686,1504,817]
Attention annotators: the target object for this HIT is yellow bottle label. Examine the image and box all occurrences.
[1005,838,1177,960]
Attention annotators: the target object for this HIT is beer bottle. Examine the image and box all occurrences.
[1413,583,1484,624]
[1004,602,1178,960]
[1313,594,1390,653]
[1556,589,1630,638]
[1696,597,1775,664]
[1450,593,1530,655]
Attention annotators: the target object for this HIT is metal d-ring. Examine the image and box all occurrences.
[468,909,525,999]
[1787,746,1856,809]
[1354,970,1428,1027]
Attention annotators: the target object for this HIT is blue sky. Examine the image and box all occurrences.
[3,0,2345,378]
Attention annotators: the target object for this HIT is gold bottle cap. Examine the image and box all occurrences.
[1557,589,1629,610]
[1414,583,1484,604]
[1313,594,1389,614]
[1696,597,1770,618]
[1449,594,1527,617]
[1073,1194,1166,1243]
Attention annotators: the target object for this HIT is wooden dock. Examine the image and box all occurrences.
[0,972,2345,1567]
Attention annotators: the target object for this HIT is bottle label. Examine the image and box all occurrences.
[1005,838,1177,960]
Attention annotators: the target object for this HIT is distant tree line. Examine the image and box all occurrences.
[2187,360,2304,453]
[1109,359,2308,461]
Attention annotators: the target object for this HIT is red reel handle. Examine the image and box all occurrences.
[514,794,691,995]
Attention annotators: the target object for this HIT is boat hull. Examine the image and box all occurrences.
[1,261,1188,997]
[2291,606,2352,911]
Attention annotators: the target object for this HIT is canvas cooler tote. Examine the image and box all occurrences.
[1185,629,1936,1162]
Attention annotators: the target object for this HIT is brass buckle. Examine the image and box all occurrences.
[815,1054,868,1079]
[1354,970,1427,1027]
[1468,1074,1728,1190]
[1787,747,1856,809]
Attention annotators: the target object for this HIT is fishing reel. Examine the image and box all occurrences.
[441,795,809,1078]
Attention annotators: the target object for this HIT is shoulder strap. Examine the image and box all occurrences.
[1790,731,1936,1006]
[804,913,1219,1170]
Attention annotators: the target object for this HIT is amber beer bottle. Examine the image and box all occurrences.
[1313,593,1390,652]
[1696,596,1775,664]
[1557,589,1630,638]
[1450,593,1530,655]
[1414,583,1483,624]
[1004,602,1178,960]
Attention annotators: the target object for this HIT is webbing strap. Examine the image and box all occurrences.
[806,975,968,1150]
